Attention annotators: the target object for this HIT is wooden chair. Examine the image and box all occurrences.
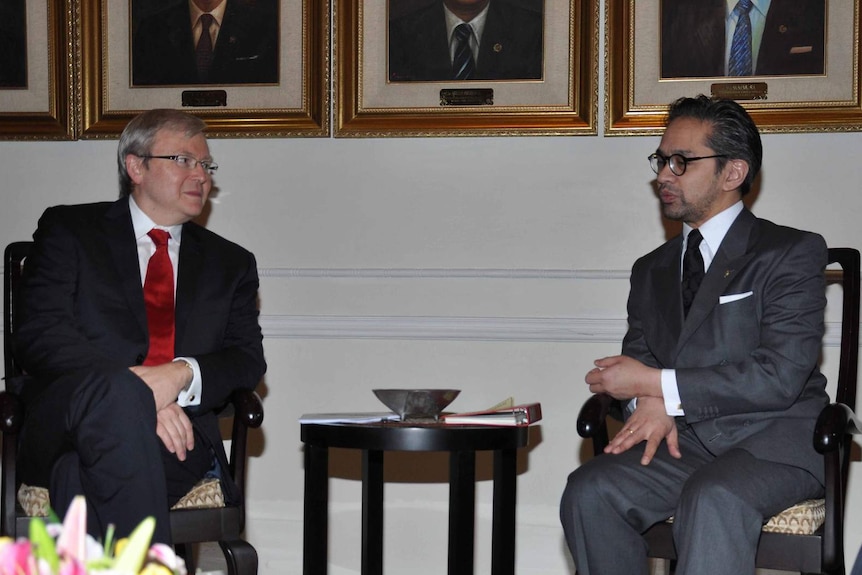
[576,247,861,575]
[1,241,264,575]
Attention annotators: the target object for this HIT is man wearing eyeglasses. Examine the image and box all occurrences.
[13,109,266,544]
[560,95,828,574]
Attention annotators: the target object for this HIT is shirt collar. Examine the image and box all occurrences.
[189,0,227,28]
[444,2,490,45]
[129,196,184,245]
[683,201,744,257]
[726,0,771,19]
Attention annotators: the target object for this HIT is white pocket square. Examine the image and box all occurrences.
[719,291,753,304]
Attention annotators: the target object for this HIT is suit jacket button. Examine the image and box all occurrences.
[136,354,145,365]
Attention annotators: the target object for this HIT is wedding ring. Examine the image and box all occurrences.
[628,429,635,435]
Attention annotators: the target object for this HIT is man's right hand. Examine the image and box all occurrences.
[156,403,195,461]
[605,396,681,465]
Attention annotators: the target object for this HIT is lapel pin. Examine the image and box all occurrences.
[724,269,733,278]
[493,43,503,53]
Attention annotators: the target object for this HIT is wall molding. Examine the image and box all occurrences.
[258,267,631,280]
[260,314,848,347]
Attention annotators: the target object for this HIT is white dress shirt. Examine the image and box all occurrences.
[130,196,202,407]
[660,200,744,415]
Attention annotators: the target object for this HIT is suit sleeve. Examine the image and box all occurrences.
[13,207,132,380]
[188,249,266,414]
[676,233,827,422]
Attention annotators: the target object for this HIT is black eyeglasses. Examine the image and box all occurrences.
[139,154,218,175]
[648,152,727,176]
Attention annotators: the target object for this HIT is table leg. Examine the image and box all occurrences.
[304,443,329,575]
[362,449,384,575]
[491,448,517,575]
[448,450,476,575]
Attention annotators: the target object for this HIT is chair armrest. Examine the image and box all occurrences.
[0,391,24,435]
[813,402,862,454]
[228,389,264,429]
[577,393,616,438]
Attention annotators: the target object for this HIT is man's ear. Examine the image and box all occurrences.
[723,159,749,192]
[125,154,145,184]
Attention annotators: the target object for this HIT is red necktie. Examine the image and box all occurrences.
[143,229,175,365]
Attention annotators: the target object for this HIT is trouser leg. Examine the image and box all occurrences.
[21,369,174,543]
[560,427,712,575]
[673,448,823,575]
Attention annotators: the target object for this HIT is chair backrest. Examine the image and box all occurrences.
[3,242,30,384]
[826,247,860,495]
[828,247,860,411]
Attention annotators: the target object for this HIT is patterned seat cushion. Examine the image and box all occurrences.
[17,477,225,517]
[665,498,825,536]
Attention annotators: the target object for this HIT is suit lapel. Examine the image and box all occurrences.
[175,223,204,352]
[676,210,758,352]
[648,238,685,347]
[104,199,149,338]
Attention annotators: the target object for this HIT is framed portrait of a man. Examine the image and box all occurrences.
[0,0,74,139]
[79,0,329,137]
[606,0,862,135]
[335,0,597,137]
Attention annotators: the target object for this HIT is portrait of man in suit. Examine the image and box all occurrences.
[388,0,543,82]
[132,0,279,86]
[13,109,266,544]
[661,0,826,78]
[560,95,829,574]
[0,0,27,88]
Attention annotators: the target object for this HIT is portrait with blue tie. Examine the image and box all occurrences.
[388,0,543,82]
[660,0,825,79]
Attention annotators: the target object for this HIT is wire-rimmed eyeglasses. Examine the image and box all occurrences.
[648,152,727,176]
[139,154,219,175]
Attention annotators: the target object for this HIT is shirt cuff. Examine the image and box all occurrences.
[174,357,202,407]
[661,369,684,416]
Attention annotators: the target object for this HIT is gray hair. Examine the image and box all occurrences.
[117,109,207,197]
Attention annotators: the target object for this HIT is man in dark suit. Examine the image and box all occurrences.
[388,0,543,82]
[13,109,266,544]
[132,0,278,85]
[560,96,828,574]
[661,0,825,78]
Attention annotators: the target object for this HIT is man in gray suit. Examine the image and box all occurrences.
[560,95,828,575]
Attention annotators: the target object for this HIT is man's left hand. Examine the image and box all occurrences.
[130,362,191,411]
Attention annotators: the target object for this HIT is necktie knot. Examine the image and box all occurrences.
[734,0,753,15]
[199,13,215,35]
[455,23,472,43]
[148,228,170,248]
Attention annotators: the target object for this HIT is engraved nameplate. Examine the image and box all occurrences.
[181,90,228,107]
[711,82,768,101]
[440,89,494,106]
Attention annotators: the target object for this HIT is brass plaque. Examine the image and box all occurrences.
[181,90,228,107]
[710,82,768,101]
[440,89,494,106]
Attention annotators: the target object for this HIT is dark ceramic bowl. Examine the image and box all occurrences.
[372,389,461,420]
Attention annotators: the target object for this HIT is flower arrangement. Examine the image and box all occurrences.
[0,496,186,575]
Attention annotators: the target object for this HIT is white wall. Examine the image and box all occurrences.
[2,37,862,575]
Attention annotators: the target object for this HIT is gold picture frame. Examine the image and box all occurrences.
[78,0,330,138]
[606,0,862,135]
[0,0,75,140]
[335,0,598,137]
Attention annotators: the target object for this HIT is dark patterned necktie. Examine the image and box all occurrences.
[728,0,754,76]
[681,229,705,316]
[452,23,475,80]
[143,229,175,365]
[196,13,215,81]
